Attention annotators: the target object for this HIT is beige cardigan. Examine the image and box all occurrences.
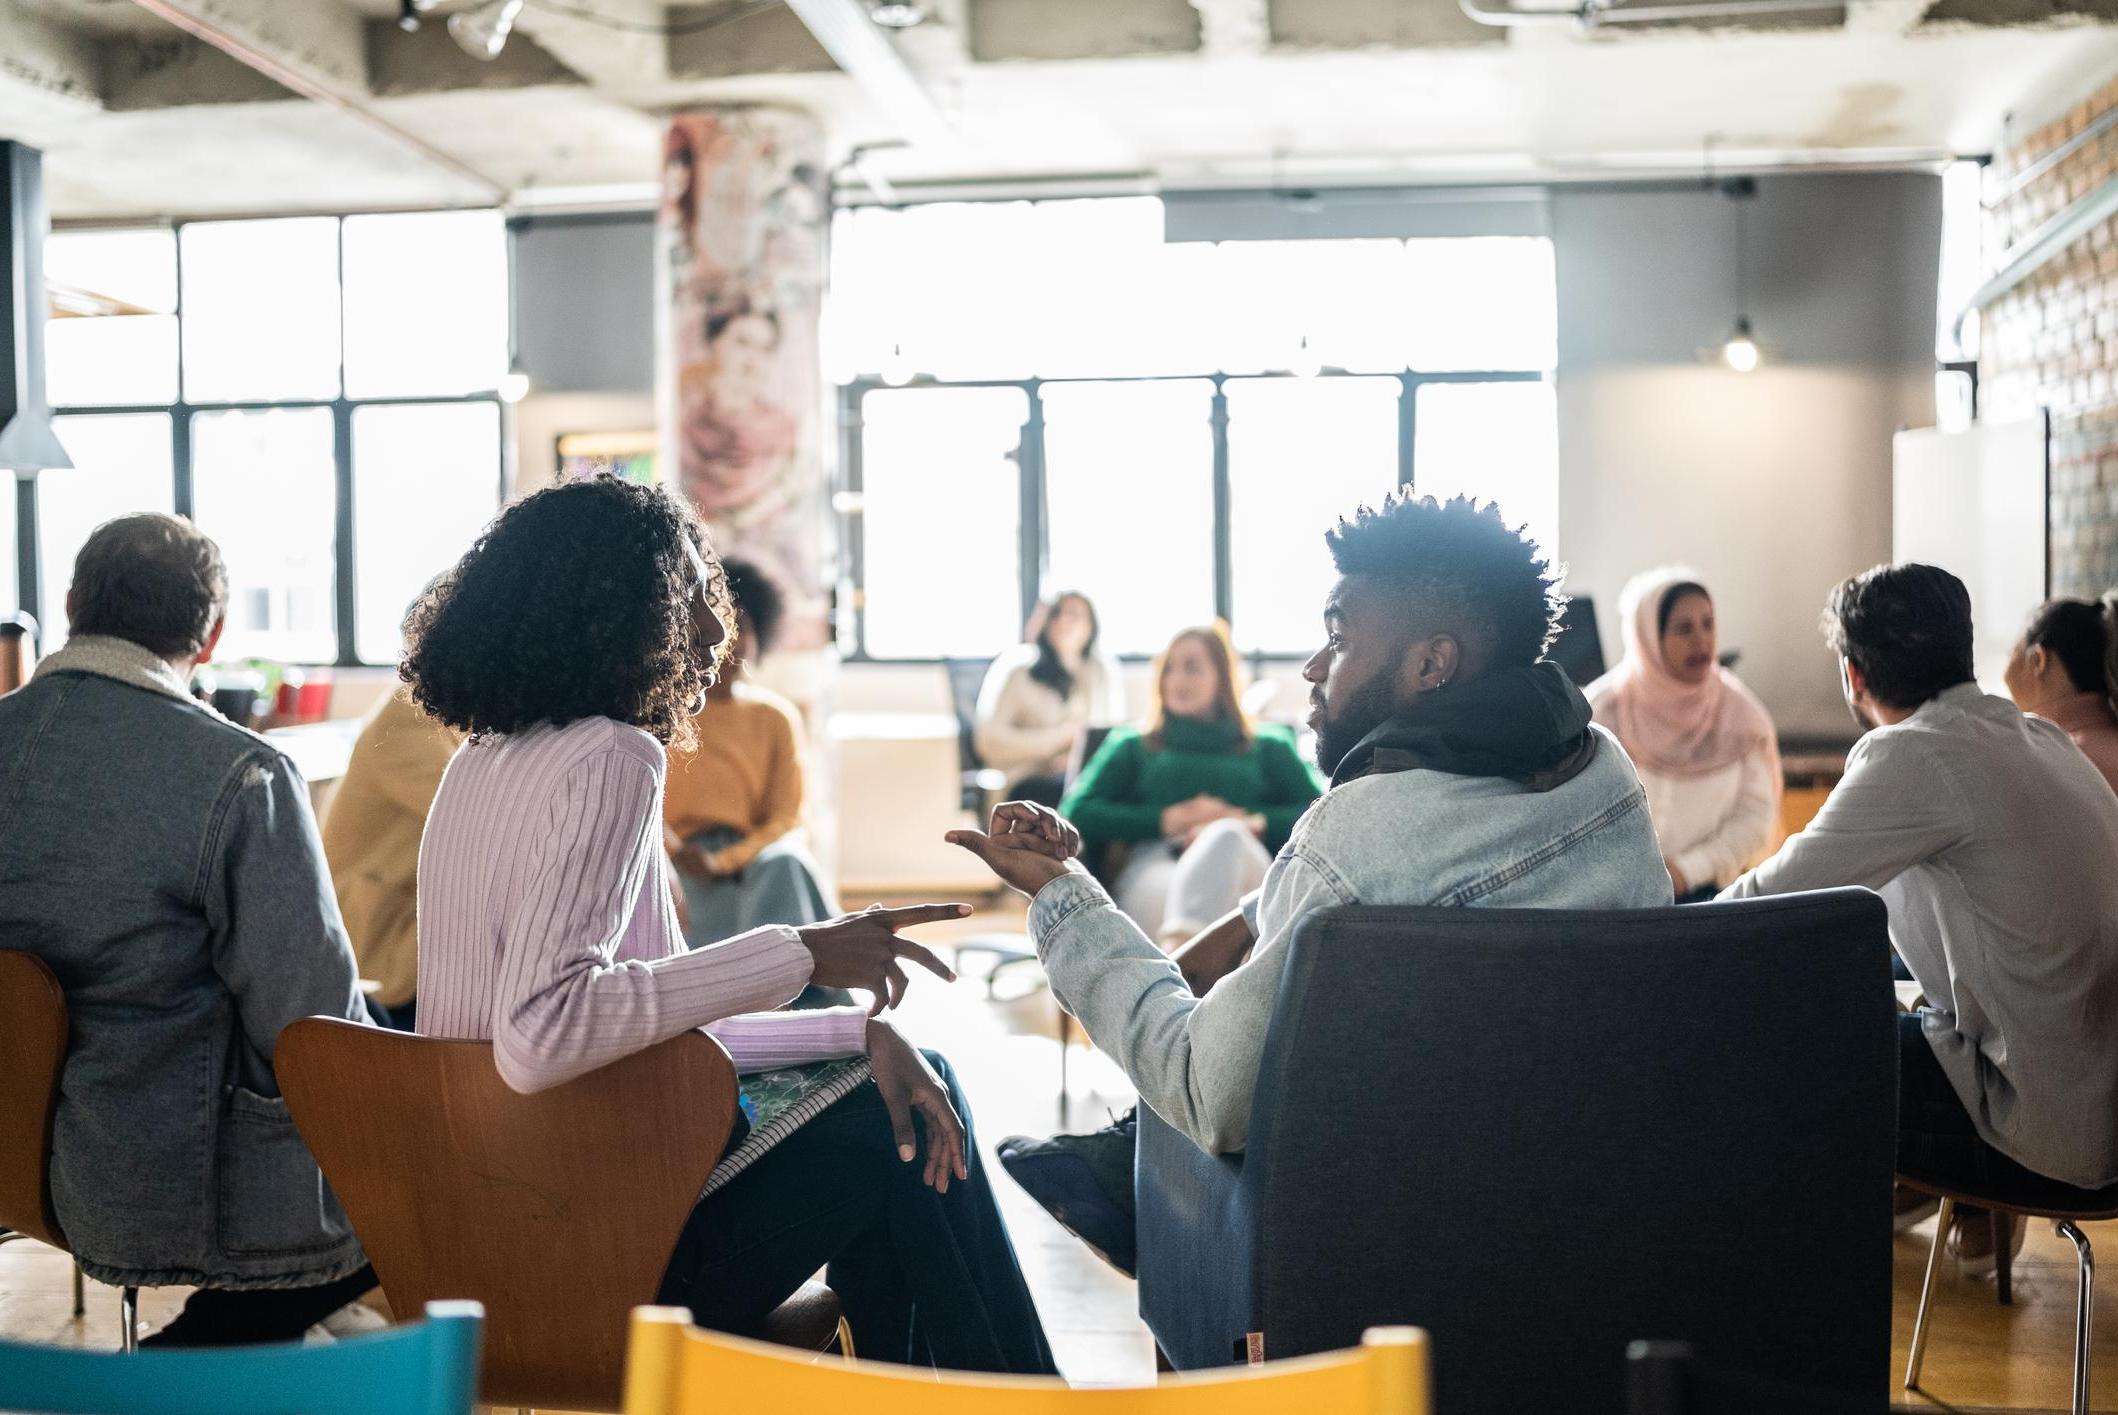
[320,689,461,1006]
[973,644,1127,787]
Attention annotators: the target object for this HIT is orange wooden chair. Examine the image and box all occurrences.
[278,1019,841,1413]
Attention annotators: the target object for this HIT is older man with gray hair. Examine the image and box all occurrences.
[0,513,376,1345]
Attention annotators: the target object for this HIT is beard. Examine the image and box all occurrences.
[1313,669,1406,777]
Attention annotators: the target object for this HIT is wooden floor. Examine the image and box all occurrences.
[2,899,2111,1412]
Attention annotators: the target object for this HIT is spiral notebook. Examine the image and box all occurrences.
[699,1056,874,1198]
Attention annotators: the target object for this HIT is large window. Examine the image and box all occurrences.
[830,198,1557,659]
[30,212,507,665]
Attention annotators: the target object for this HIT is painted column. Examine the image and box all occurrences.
[658,107,830,649]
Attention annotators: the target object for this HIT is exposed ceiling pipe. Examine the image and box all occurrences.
[127,0,509,203]
[1954,171,2118,348]
[783,0,952,147]
[1459,0,1844,27]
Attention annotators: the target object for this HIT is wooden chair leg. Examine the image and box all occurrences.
[71,1262,84,1317]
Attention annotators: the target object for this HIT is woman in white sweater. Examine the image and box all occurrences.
[1587,569,1782,901]
[973,591,1126,806]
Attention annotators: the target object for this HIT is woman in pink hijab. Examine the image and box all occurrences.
[1586,568,1783,901]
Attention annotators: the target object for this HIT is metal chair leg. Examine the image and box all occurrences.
[1993,1210,2014,1306]
[71,1261,84,1317]
[1056,1007,1073,1121]
[119,1286,139,1353]
[2060,1220,2093,1415]
[1905,1196,1954,1391]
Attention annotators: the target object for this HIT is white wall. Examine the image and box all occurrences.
[1552,174,1941,741]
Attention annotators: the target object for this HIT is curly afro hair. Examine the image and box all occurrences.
[400,478,732,747]
[1325,493,1563,669]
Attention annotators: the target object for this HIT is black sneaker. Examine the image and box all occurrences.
[997,1107,1139,1276]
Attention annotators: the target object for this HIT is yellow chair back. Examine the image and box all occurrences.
[620,1306,1429,1415]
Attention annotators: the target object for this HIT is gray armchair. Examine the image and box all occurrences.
[1136,891,1897,1415]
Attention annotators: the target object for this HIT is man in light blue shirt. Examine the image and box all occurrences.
[951,495,1670,1271]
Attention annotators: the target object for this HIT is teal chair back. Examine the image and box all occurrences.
[0,1300,482,1415]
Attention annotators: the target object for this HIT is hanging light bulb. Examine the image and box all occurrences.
[449,0,523,60]
[1721,316,1760,374]
[498,361,532,403]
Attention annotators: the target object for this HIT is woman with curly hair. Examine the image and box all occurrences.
[403,478,1055,1374]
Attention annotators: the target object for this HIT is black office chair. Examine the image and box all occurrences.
[1625,1342,1880,1415]
[941,657,1006,815]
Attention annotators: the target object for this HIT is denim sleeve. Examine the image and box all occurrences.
[206,750,367,1061]
[1028,843,1355,1154]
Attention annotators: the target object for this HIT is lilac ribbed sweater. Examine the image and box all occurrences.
[414,715,867,1092]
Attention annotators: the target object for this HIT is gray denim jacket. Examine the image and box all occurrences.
[1029,724,1673,1153]
[0,637,367,1289]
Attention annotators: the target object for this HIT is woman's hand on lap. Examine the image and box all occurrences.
[669,843,716,880]
[795,904,964,1014]
[866,1019,968,1193]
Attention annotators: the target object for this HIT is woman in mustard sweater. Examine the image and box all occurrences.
[664,558,846,1008]
[1060,622,1322,943]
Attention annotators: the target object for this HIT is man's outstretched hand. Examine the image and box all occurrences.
[947,800,1086,899]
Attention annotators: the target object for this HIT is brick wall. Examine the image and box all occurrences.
[1980,74,2118,598]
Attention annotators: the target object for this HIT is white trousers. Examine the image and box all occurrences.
[1111,818,1273,944]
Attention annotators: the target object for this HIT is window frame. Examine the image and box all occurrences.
[20,214,507,667]
[837,366,1550,664]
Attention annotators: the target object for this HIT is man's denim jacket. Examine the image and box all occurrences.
[0,636,367,1289]
[1029,724,1674,1154]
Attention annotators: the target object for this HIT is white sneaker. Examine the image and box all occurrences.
[305,1299,390,1344]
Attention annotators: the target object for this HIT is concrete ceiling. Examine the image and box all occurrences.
[3,0,2116,219]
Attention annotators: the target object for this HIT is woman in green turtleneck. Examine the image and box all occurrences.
[1058,622,1323,945]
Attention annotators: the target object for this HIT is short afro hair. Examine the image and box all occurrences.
[1324,493,1563,669]
[400,479,731,746]
[1824,563,1974,710]
[720,556,785,658]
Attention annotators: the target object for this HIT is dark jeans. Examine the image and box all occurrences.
[1898,1011,2046,1193]
[141,1264,379,1347]
[656,1051,1056,1375]
[368,996,415,1033]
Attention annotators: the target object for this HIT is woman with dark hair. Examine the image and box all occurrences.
[664,557,844,1005]
[403,479,1055,1374]
[1060,622,1321,944]
[2005,594,2118,794]
[973,590,1125,806]
[1587,568,1781,902]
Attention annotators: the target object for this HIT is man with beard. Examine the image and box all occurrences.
[948,494,1671,1272]
[1720,563,2118,1277]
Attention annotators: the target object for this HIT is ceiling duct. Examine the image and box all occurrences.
[0,143,71,475]
[1458,0,1843,26]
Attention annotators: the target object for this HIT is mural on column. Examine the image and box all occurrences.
[660,108,830,649]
